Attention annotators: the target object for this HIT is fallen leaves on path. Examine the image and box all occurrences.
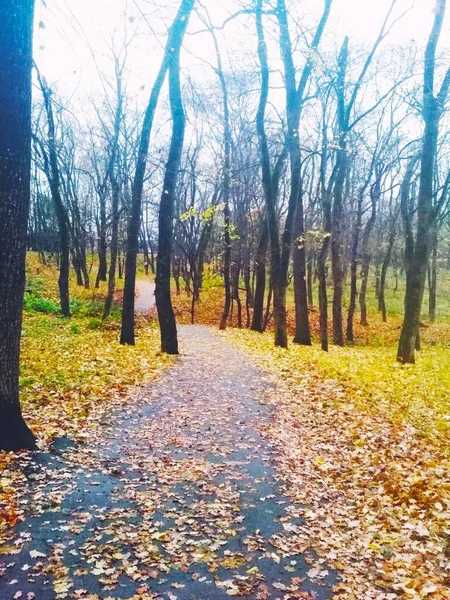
[1,326,332,600]
[227,329,450,599]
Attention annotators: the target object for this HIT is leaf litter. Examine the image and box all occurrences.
[1,325,337,599]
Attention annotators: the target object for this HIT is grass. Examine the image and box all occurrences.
[20,253,171,444]
[21,253,450,447]
[172,263,450,448]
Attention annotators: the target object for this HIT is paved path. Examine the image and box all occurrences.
[0,327,336,599]
[135,280,156,313]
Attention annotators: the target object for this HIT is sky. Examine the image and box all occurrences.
[33,0,450,114]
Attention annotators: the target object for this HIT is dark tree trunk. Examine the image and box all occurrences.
[379,219,397,322]
[72,251,84,286]
[398,0,449,363]
[256,3,288,347]
[121,0,194,345]
[428,227,438,322]
[103,175,120,319]
[36,72,71,318]
[257,0,330,348]
[141,232,150,276]
[96,200,108,286]
[264,280,273,331]
[359,184,378,326]
[155,3,193,354]
[293,176,311,345]
[251,218,268,332]
[244,262,253,329]
[307,256,314,307]
[0,0,37,451]
[331,145,346,346]
[211,32,232,331]
[346,184,366,342]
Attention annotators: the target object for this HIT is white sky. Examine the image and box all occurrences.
[33,0,449,113]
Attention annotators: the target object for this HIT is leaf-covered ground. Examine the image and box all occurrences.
[226,329,450,600]
[0,326,337,600]
[2,256,449,599]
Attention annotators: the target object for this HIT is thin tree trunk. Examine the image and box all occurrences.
[96,200,108,286]
[359,191,377,326]
[35,71,70,318]
[307,256,314,307]
[428,227,438,321]
[103,174,120,319]
[293,177,311,345]
[379,220,396,322]
[251,217,268,332]
[346,192,363,342]
[121,0,193,345]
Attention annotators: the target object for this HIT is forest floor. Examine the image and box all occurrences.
[1,257,449,599]
[1,324,449,600]
[0,325,339,600]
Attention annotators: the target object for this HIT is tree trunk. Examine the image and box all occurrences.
[293,177,311,345]
[307,256,314,307]
[96,200,108,286]
[103,174,120,319]
[251,217,268,332]
[121,0,194,345]
[379,220,396,322]
[428,227,438,321]
[0,0,37,451]
[36,72,71,318]
[331,145,346,346]
[359,181,378,326]
[346,192,363,342]
[398,0,448,363]
[156,5,193,354]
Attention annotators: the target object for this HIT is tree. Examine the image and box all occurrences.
[155,0,195,354]
[34,70,71,318]
[255,0,331,348]
[120,0,194,346]
[276,0,332,346]
[0,0,37,451]
[397,0,450,363]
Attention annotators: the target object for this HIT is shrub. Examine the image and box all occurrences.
[24,297,59,314]
[25,277,46,298]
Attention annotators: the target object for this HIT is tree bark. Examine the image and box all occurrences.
[398,0,449,363]
[293,180,311,345]
[359,181,378,326]
[346,190,363,342]
[35,72,71,318]
[121,0,194,345]
[0,0,37,451]
[379,217,397,322]
[428,227,438,322]
[155,2,194,354]
[251,217,268,332]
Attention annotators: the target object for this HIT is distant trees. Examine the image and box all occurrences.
[0,0,37,451]
[255,0,332,348]
[3,0,448,421]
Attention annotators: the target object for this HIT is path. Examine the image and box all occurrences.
[135,280,156,313]
[0,327,336,600]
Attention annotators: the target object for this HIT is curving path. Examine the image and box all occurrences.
[135,279,156,313]
[0,326,336,600]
